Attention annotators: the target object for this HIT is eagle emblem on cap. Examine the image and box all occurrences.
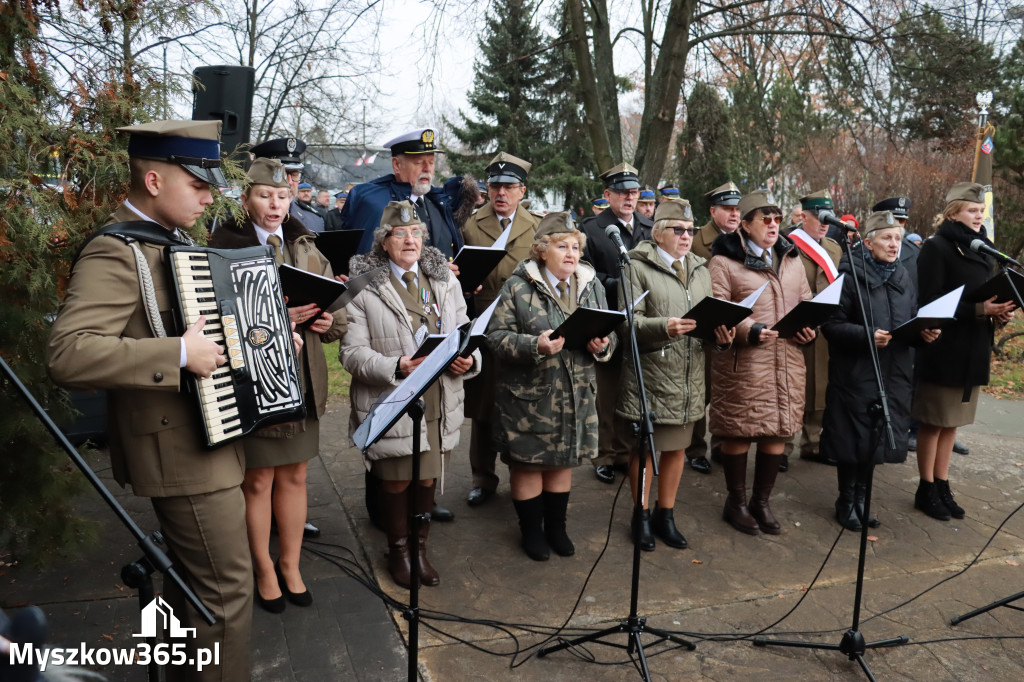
[401,207,411,223]
[885,212,895,225]
[765,192,776,205]
[898,197,906,207]
[421,130,434,144]
[683,205,693,220]
[272,166,284,183]
[286,138,297,153]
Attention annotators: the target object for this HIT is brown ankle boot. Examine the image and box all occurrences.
[383,489,412,588]
[720,454,759,535]
[414,483,441,586]
[750,451,783,535]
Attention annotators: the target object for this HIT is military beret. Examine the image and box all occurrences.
[638,188,656,203]
[334,190,348,199]
[872,196,912,218]
[380,200,422,229]
[861,211,901,239]
[245,158,290,189]
[659,186,680,198]
[945,182,984,206]
[654,198,693,222]
[705,181,742,207]
[297,182,312,190]
[600,162,640,191]
[486,151,530,184]
[250,137,306,170]
[384,128,444,156]
[592,197,609,208]
[117,119,227,186]
[535,211,577,239]
[738,189,780,219]
[800,189,834,211]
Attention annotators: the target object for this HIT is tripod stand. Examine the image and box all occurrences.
[752,231,909,681]
[538,241,695,680]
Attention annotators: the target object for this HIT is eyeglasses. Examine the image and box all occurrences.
[391,228,424,239]
[672,227,699,236]
[488,183,522,192]
[613,189,640,198]
[758,214,783,225]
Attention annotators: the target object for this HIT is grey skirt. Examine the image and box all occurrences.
[911,382,980,428]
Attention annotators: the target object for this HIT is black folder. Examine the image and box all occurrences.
[411,298,500,359]
[453,245,507,293]
[683,297,756,341]
[771,275,844,338]
[967,269,1024,308]
[278,264,385,321]
[314,229,364,276]
[550,307,626,350]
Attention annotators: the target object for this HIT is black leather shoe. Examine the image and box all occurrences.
[631,509,655,551]
[303,522,320,539]
[466,488,493,507]
[688,456,712,475]
[952,440,970,455]
[431,503,455,522]
[594,465,615,484]
[275,561,312,607]
[778,455,789,472]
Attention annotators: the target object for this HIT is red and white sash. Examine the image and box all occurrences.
[788,228,838,283]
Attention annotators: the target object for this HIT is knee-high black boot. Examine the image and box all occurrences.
[835,463,861,531]
[854,466,880,528]
[513,496,549,561]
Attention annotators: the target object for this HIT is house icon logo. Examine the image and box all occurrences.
[133,596,197,638]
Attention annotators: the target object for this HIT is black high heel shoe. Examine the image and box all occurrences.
[254,572,285,614]
[275,561,313,607]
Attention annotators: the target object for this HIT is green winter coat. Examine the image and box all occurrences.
[486,258,615,467]
[615,240,711,425]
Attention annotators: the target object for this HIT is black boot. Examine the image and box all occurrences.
[914,480,951,521]
[721,454,759,535]
[542,491,575,557]
[513,496,549,561]
[749,451,783,535]
[651,507,687,549]
[631,508,655,551]
[835,463,861,531]
[854,468,880,528]
[935,478,965,519]
[366,471,384,531]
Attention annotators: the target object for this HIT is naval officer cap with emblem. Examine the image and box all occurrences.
[872,196,912,220]
[600,162,641,191]
[249,137,306,171]
[486,151,531,185]
[384,128,445,156]
[117,119,228,187]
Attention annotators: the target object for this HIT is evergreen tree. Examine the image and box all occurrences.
[445,0,555,192]
[677,82,734,219]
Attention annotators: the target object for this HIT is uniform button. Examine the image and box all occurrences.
[153,372,164,382]
[161,417,169,426]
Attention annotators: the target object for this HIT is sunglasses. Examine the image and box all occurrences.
[671,227,699,236]
[758,214,783,225]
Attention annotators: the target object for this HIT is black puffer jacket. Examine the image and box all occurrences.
[821,253,918,464]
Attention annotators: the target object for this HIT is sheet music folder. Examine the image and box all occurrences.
[550,306,626,350]
[683,283,767,341]
[353,331,462,453]
[278,264,385,317]
[771,274,845,338]
[412,297,500,359]
[453,222,512,292]
[967,268,1024,309]
[889,285,963,343]
[314,229,363,276]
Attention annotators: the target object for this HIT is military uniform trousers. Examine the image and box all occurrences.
[151,486,253,682]
[593,354,631,468]
[784,339,825,459]
[466,345,500,492]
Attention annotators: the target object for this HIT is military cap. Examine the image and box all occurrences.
[117,119,227,186]
[861,211,901,239]
[592,197,609,208]
[245,158,290,189]
[535,212,577,239]
[486,151,530,184]
[654,198,693,222]
[659,186,680,198]
[945,182,984,206]
[384,128,444,156]
[906,232,923,244]
[800,189,834,212]
[297,182,312,190]
[737,189,780,219]
[600,163,641,191]
[380,200,422,229]
[706,181,742,207]
[334,190,348,199]
[476,180,487,193]
[638,188,656,203]
[250,137,306,170]
[872,196,912,219]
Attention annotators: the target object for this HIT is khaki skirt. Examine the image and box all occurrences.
[245,417,320,469]
[371,418,447,481]
[911,382,980,428]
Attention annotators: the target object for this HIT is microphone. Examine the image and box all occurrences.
[970,239,1022,267]
[605,224,631,263]
[817,209,857,232]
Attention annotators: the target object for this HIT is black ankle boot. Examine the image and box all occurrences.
[631,509,655,551]
[935,479,965,519]
[513,496,549,561]
[542,491,575,556]
[914,480,951,521]
[835,464,861,531]
[651,507,687,549]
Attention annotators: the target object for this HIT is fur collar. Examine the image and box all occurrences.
[452,175,480,229]
[712,229,796,268]
[348,245,452,287]
[207,214,314,250]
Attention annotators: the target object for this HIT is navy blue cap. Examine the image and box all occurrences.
[872,196,911,218]
[660,186,680,198]
[592,197,609,208]
[297,182,312,190]
[638,188,656,202]
[335,191,348,199]
[250,137,306,169]
[118,120,227,186]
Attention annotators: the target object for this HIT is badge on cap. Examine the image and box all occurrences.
[683,204,693,220]
[886,212,895,225]
[286,138,297,153]
[272,166,284,184]
[422,130,434,144]
[765,192,776,205]
[401,207,411,223]
[899,197,906,207]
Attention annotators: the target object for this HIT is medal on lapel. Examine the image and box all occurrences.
[421,287,432,316]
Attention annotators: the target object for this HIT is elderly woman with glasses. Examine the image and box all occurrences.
[615,199,734,551]
[342,200,480,588]
[708,190,816,536]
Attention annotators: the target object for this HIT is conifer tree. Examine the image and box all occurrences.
[677,82,734,219]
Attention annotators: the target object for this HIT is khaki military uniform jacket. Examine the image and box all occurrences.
[793,235,843,411]
[47,204,245,497]
[690,219,725,262]
[461,202,540,310]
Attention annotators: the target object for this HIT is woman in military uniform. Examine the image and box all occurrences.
[487,213,615,561]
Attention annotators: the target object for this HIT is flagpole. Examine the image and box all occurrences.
[972,91,996,242]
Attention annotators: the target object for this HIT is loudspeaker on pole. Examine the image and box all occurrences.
[192,65,256,157]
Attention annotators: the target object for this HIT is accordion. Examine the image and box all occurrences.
[167,245,305,447]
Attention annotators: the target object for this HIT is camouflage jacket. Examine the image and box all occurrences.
[486,258,615,467]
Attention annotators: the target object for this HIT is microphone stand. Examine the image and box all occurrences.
[753,231,909,681]
[538,242,695,680]
[0,356,215,682]
[952,260,1024,626]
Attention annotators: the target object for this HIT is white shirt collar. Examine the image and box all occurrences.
[746,240,766,258]
[123,199,180,238]
[252,222,284,247]
[544,267,570,293]
[495,208,517,224]
[656,245,681,270]
[389,260,419,284]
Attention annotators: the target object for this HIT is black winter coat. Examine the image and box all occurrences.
[821,254,919,464]
[580,209,653,310]
[915,219,998,392]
